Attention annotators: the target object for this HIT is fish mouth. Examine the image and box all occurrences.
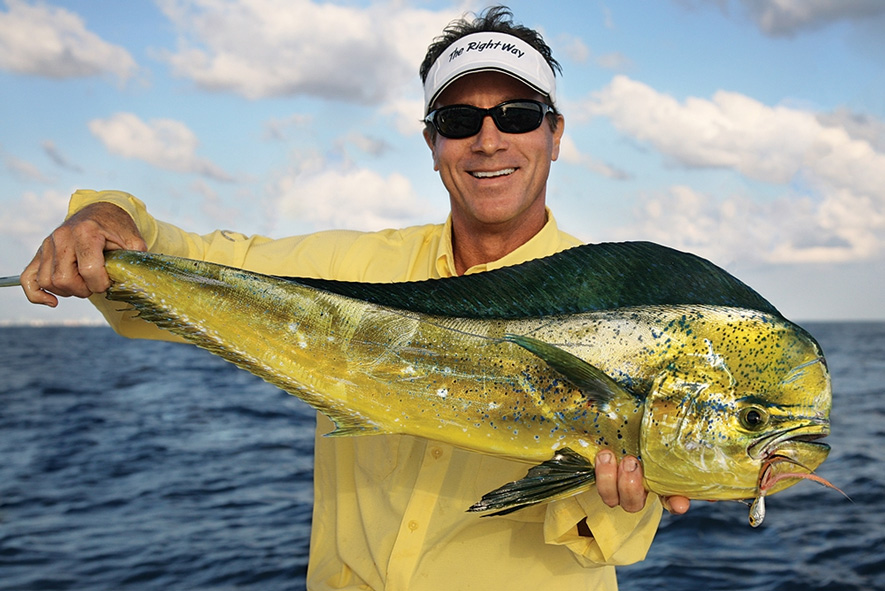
[747,422,838,498]
[747,422,830,461]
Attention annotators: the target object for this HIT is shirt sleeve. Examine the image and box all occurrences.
[67,189,422,277]
[543,491,662,566]
[68,189,291,266]
[67,189,436,339]
[67,189,358,340]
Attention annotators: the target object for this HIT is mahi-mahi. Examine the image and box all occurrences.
[56,242,842,523]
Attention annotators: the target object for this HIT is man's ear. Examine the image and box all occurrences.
[551,115,565,162]
[423,127,440,171]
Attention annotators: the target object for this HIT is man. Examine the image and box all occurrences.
[22,7,688,590]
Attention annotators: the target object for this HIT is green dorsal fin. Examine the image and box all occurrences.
[504,334,634,404]
[468,448,597,516]
[285,241,780,319]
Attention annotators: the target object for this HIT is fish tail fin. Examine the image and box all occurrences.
[467,448,596,516]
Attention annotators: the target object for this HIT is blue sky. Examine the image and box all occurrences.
[1,0,884,325]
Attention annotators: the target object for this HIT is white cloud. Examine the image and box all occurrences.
[269,158,443,233]
[156,0,457,103]
[742,0,885,36]
[817,107,885,152]
[383,97,426,136]
[583,76,885,193]
[594,51,633,70]
[0,0,136,81]
[558,135,631,180]
[1,147,48,182]
[602,4,616,30]
[618,185,883,265]
[582,76,809,182]
[336,132,392,159]
[263,114,314,141]
[0,189,70,248]
[190,179,245,226]
[680,0,885,36]
[89,112,234,182]
[554,32,632,70]
[555,33,591,63]
[580,75,885,263]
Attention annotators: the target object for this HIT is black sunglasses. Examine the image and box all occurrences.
[424,99,554,139]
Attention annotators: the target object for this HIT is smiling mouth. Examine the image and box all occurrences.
[470,168,516,179]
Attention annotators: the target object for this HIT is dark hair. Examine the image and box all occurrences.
[419,6,562,83]
[420,6,562,133]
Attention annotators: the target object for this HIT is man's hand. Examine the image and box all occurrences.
[595,450,690,515]
[21,202,147,307]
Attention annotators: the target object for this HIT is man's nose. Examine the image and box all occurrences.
[471,115,509,154]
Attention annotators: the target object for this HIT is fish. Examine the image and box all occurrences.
[3,241,837,523]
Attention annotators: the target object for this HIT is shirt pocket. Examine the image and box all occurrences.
[353,433,404,482]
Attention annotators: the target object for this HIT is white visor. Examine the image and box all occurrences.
[423,32,557,114]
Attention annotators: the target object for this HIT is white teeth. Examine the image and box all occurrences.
[471,168,515,179]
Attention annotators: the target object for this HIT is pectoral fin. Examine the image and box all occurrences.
[504,334,633,404]
[323,422,382,437]
[468,448,596,516]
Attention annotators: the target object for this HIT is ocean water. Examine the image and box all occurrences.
[1,322,883,591]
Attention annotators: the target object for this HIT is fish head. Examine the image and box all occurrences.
[638,309,831,501]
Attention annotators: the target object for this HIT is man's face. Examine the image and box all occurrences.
[424,72,564,235]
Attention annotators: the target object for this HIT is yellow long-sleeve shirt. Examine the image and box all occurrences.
[69,190,662,590]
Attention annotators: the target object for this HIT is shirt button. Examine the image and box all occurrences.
[408,520,419,532]
[430,447,443,459]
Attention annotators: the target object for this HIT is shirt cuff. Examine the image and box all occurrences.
[544,490,662,566]
[66,189,163,249]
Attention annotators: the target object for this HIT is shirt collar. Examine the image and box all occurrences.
[434,208,565,278]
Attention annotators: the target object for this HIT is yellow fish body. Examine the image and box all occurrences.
[101,243,832,522]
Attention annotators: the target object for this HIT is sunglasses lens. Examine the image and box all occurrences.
[434,106,483,139]
[494,102,545,133]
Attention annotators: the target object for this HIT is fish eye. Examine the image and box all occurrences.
[739,407,769,430]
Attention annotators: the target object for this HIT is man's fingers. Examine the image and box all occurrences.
[21,254,58,307]
[616,456,647,513]
[70,207,146,293]
[24,229,103,302]
[56,235,96,297]
[662,496,691,515]
[595,451,619,507]
[122,233,147,253]
[73,232,114,295]
[33,235,60,294]
[37,232,93,298]
[595,451,650,513]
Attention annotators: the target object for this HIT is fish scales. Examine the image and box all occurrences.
[105,253,621,459]
[100,246,833,520]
